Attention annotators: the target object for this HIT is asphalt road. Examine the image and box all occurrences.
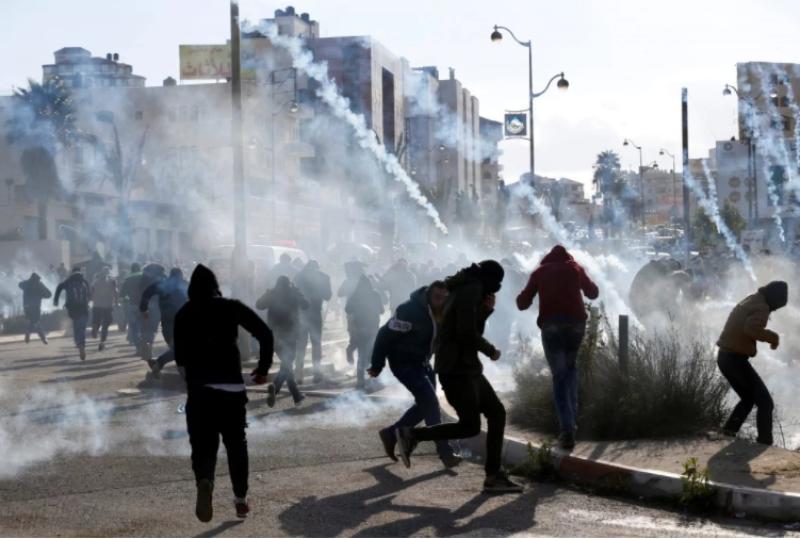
[0,330,797,537]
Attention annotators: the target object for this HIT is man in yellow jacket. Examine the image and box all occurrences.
[716,280,787,445]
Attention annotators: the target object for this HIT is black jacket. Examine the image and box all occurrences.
[346,275,384,337]
[54,273,91,319]
[174,265,273,390]
[19,275,51,310]
[370,286,436,372]
[434,267,497,376]
[140,275,189,322]
[294,265,332,318]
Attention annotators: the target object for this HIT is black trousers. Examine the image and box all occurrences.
[91,307,113,342]
[186,388,249,498]
[413,373,505,475]
[717,350,774,445]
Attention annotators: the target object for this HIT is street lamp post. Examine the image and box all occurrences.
[659,148,677,222]
[623,138,645,228]
[491,26,569,188]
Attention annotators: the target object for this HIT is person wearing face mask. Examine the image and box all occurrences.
[716,281,788,446]
[395,260,523,494]
[368,281,461,468]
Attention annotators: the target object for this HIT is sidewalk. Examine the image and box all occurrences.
[309,383,800,522]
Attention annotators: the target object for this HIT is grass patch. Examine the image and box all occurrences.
[509,307,730,440]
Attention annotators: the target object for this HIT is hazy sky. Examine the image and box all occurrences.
[2,0,799,190]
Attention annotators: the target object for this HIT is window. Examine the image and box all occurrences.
[729,176,741,188]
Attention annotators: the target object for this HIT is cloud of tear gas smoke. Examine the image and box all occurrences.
[683,165,756,280]
[256,22,448,234]
[0,382,112,478]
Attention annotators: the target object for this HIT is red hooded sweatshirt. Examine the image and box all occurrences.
[516,245,599,327]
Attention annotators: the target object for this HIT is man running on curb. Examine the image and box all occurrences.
[174,264,275,522]
[396,260,523,494]
[516,245,599,450]
[54,267,92,360]
[368,281,461,468]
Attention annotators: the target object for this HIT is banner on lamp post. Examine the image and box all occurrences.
[504,111,529,139]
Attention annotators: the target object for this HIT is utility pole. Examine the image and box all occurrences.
[230,0,247,274]
[682,88,691,264]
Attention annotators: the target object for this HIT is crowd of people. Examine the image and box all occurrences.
[14,244,789,523]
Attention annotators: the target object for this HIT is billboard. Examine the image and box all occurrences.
[180,40,274,81]
[179,45,231,80]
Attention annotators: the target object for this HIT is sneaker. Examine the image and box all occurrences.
[234,497,250,519]
[79,347,86,361]
[42,336,48,345]
[395,427,417,469]
[483,471,524,494]
[558,431,576,451]
[379,427,398,462]
[440,453,463,468]
[98,342,105,351]
[147,359,161,379]
[24,334,30,344]
[265,383,276,408]
[195,478,213,522]
[293,394,306,407]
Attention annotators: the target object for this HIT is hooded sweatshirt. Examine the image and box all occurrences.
[516,245,599,327]
[371,286,437,372]
[19,273,52,309]
[434,263,501,376]
[717,281,787,357]
[174,265,274,389]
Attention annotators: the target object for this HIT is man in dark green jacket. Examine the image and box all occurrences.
[396,260,522,494]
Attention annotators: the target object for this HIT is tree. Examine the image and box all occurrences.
[6,78,82,240]
[721,203,747,241]
[593,150,625,235]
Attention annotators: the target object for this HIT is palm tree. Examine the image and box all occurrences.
[6,77,82,240]
[592,150,623,236]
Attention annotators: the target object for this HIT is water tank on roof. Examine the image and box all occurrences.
[301,12,310,21]
[106,53,112,61]
[113,53,119,62]
[286,6,295,15]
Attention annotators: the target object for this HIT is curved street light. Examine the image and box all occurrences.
[491,25,568,187]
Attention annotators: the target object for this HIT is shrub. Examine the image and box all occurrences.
[508,308,730,440]
[680,457,716,510]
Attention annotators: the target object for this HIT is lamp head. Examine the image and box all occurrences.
[722,86,732,96]
[769,89,779,99]
[659,149,665,156]
[288,100,299,113]
[490,28,503,42]
[557,75,569,90]
[623,139,629,146]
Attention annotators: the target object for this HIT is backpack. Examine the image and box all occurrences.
[66,278,89,308]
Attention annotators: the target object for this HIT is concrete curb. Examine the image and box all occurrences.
[456,428,800,522]
[304,388,800,522]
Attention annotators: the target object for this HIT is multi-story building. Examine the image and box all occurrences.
[0,6,502,270]
[42,47,146,89]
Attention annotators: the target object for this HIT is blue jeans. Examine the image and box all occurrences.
[390,362,453,457]
[72,314,88,349]
[541,322,585,435]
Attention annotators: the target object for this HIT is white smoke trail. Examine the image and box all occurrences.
[512,182,637,322]
[256,23,448,234]
[701,158,719,203]
[741,98,786,242]
[683,167,756,280]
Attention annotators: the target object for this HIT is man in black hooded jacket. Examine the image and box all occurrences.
[396,260,522,494]
[173,264,275,522]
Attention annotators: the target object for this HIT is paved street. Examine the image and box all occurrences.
[1,330,798,537]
